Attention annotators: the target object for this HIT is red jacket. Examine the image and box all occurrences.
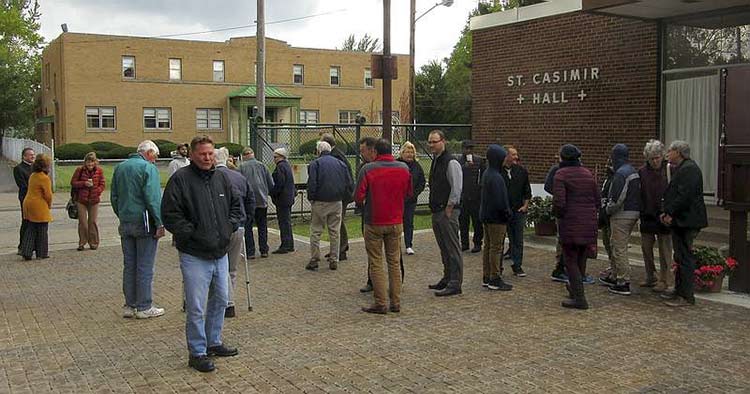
[355,154,412,226]
[71,166,105,205]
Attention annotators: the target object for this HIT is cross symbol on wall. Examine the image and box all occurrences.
[578,90,588,101]
[517,94,525,104]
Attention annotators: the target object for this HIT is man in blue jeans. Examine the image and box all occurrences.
[501,146,531,277]
[162,135,243,372]
[111,140,166,320]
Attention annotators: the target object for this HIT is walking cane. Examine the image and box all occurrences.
[240,231,253,311]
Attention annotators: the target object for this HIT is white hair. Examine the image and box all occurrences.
[316,140,332,155]
[137,140,159,156]
[214,147,230,165]
[668,140,691,159]
[643,139,665,159]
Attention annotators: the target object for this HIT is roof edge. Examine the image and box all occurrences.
[470,0,583,31]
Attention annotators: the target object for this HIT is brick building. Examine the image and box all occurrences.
[470,0,750,196]
[38,33,409,147]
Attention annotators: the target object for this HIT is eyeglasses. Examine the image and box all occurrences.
[427,139,443,145]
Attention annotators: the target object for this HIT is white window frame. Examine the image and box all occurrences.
[293,64,304,85]
[196,108,222,130]
[330,66,340,86]
[300,109,319,124]
[143,107,172,131]
[213,60,224,82]
[122,56,135,79]
[169,58,182,80]
[338,110,359,124]
[364,68,373,88]
[86,107,116,131]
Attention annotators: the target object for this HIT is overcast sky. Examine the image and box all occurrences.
[39,0,478,69]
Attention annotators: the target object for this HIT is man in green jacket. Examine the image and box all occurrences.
[111,140,166,319]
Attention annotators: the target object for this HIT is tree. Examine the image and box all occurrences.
[339,33,382,52]
[415,60,447,123]
[0,0,42,140]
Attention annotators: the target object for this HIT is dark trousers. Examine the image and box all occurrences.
[245,207,269,255]
[433,209,463,289]
[672,227,699,302]
[507,211,525,268]
[276,205,294,250]
[403,200,417,248]
[562,243,588,299]
[18,199,28,251]
[459,200,482,249]
[21,222,49,259]
[339,203,349,254]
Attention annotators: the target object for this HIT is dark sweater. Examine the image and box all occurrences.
[502,164,531,211]
[479,145,511,224]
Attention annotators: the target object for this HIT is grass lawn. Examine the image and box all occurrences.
[274,210,434,241]
[54,163,171,191]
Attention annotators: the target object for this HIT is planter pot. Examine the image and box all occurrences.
[698,273,725,293]
[534,221,557,236]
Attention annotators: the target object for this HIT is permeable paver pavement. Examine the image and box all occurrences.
[1,233,749,393]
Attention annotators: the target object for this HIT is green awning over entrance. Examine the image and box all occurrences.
[228,84,301,99]
[35,115,54,124]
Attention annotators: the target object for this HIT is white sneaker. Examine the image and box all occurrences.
[122,305,135,318]
[135,306,165,319]
[406,247,415,255]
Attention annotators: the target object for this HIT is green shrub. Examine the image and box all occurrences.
[152,139,177,158]
[298,139,318,155]
[101,146,136,159]
[56,143,93,160]
[298,139,356,156]
[89,141,123,152]
[216,142,244,157]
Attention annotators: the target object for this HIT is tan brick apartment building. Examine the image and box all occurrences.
[38,33,410,147]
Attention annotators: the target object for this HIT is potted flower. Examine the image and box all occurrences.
[693,245,739,293]
[526,196,556,236]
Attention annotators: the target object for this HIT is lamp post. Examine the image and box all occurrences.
[409,0,453,124]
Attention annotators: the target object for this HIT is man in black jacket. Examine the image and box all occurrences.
[270,148,296,253]
[320,133,352,261]
[501,146,531,277]
[660,140,707,307]
[162,135,243,373]
[458,140,484,253]
[13,147,34,255]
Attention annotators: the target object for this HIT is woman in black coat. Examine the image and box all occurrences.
[398,142,425,255]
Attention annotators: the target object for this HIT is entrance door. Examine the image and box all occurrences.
[664,74,720,196]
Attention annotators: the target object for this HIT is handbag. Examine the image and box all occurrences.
[67,179,79,219]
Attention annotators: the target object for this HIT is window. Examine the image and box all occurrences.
[364,68,373,88]
[338,110,359,124]
[213,60,224,82]
[169,58,182,80]
[300,110,319,124]
[196,109,222,129]
[122,56,135,79]
[293,64,304,85]
[144,108,171,130]
[330,66,340,86]
[86,107,116,129]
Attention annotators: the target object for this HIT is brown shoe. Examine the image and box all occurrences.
[652,281,668,293]
[639,278,657,288]
[361,305,388,314]
[389,304,400,313]
[664,296,695,307]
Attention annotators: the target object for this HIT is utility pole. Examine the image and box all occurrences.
[256,0,266,122]
[409,0,416,124]
[382,0,392,142]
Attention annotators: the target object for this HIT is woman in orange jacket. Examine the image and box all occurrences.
[21,154,53,260]
[71,152,105,250]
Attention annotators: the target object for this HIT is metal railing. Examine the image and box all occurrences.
[2,137,56,191]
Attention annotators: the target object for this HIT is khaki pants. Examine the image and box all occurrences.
[641,232,673,286]
[364,224,403,307]
[482,223,507,281]
[310,201,343,263]
[610,217,637,283]
[226,228,245,307]
[77,203,100,248]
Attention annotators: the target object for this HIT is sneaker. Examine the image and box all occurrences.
[664,296,695,307]
[652,282,669,293]
[608,282,632,296]
[487,277,513,291]
[135,306,165,319]
[640,279,658,288]
[305,260,319,271]
[550,271,569,283]
[329,260,338,270]
[582,275,595,285]
[598,275,617,287]
[406,247,415,255]
[188,355,215,372]
[482,277,489,288]
[122,305,135,318]
[207,344,239,357]
[224,305,235,318]
[512,266,526,277]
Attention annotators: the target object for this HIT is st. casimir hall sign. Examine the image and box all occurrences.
[506,67,600,105]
